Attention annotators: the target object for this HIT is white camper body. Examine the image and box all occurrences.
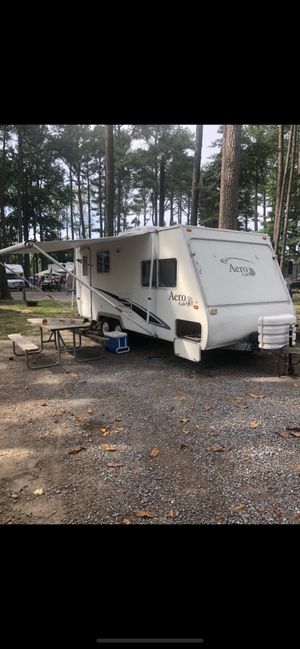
[4,263,25,290]
[72,225,296,361]
[0,225,296,362]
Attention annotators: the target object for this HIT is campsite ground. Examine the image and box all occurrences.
[0,296,300,525]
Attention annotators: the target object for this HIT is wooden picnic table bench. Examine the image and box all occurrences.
[8,333,60,369]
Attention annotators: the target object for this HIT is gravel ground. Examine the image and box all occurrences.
[0,331,300,525]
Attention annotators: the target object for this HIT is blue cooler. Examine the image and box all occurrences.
[105,331,130,354]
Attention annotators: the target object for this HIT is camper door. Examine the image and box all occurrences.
[77,248,92,318]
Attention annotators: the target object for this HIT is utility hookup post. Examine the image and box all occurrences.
[22,287,26,303]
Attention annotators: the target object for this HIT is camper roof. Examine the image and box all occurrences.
[0,228,166,256]
[4,263,24,273]
[0,225,270,257]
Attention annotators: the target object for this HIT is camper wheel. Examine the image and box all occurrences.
[113,322,122,332]
[99,320,110,336]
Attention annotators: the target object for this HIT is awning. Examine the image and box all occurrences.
[0,228,157,257]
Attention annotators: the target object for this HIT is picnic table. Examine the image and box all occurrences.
[26,318,105,365]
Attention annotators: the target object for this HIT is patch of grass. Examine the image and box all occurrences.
[0,299,75,339]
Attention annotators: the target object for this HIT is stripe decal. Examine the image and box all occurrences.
[94,288,171,330]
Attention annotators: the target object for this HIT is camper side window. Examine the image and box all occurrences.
[142,260,157,287]
[158,258,177,287]
[141,258,177,287]
[97,251,110,273]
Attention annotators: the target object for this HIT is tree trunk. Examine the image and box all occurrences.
[69,166,74,239]
[0,125,7,247]
[254,167,258,231]
[77,167,85,239]
[280,125,297,270]
[191,124,203,225]
[273,125,284,253]
[298,124,300,175]
[0,126,11,299]
[105,125,114,237]
[98,159,103,237]
[159,154,165,227]
[178,194,182,224]
[263,189,266,229]
[218,125,242,229]
[117,174,121,234]
[23,181,30,278]
[16,126,24,267]
[274,125,293,256]
[0,262,12,299]
[87,164,91,239]
[170,192,174,226]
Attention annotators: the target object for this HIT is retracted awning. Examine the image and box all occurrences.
[0,228,159,257]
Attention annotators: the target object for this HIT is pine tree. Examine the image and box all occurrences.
[219,125,242,229]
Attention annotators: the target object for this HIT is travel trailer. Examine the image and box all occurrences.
[4,263,25,290]
[0,225,296,362]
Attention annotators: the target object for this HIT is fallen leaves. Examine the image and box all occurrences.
[87,408,94,414]
[99,426,124,436]
[106,462,124,468]
[150,448,159,457]
[203,405,211,411]
[249,393,266,400]
[232,397,249,409]
[277,427,300,439]
[75,415,88,422]
[212,446,232,453]
[233,402,249,409]
[233,504,245,512]
[132,510,154,518]
[101,443,118,452]
[277,430,289,439]
[1,517,13,525]
[173,395,186,401]
[67,446,86,455]
[33,488,44,496]
[178,418,191,424]
[286,427,300,437]
[249,421,259,429]
[241,455,252,462]
[121,518,132,525]
[167,509,174,519]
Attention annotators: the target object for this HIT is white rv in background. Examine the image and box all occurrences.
[0,226,296,362]
[4,263,25,290]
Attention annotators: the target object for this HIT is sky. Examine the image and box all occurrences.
[183,125,220,163]
[130,125,221,164]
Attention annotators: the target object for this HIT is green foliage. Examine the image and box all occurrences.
[1,124,299,282]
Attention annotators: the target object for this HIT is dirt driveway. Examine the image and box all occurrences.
[0,332,300,525]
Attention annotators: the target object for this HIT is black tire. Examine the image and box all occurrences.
[113,322,122,332]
